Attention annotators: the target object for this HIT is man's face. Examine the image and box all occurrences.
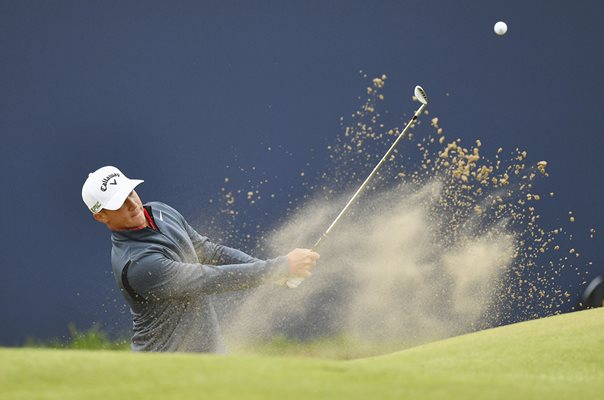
[93,190,146,230]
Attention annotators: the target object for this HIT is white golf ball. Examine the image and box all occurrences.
[494,21,508,36]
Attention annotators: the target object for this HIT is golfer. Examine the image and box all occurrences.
[82,165,319,352]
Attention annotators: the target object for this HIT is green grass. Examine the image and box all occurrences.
[232,334,418,359]
[24,323,129,351]
[2,308,603,399]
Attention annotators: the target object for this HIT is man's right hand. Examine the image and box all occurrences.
[286,248,320,278]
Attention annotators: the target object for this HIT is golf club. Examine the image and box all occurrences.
[286,85,429,288]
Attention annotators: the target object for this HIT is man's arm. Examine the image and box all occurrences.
[183,224,319,283]
[172,207,319,286]
[182,219,259,266]
[125,251,290,300]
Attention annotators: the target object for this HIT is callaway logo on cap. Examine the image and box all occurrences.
[81,166,144,213]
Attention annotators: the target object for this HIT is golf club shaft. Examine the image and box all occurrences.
[313,102,427,250]
[286,100,428,289]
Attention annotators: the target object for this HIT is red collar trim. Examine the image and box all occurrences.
[144,208,158,230]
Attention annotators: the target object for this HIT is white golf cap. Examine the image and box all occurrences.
[82,166,144,213]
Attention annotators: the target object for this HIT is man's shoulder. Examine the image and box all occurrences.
[111,239,143,263]
[111,239,161,275]
[145,201,173,211]
[145,201,184,219]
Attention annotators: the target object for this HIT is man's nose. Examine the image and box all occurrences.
[125,197,137,210]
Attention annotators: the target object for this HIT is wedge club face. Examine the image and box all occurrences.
[414,86,428,105]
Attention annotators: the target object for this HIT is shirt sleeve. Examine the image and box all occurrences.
[125,251,290,300]
[181,217,261,266]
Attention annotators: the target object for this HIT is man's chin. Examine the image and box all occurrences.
[132,218,147,228]
[120,218,145,230]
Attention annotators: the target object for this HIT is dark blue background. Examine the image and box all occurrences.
[1,0,602,345]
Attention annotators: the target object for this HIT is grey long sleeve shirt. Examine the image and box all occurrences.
[110,201,289,352]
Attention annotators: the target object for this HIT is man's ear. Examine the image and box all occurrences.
[93,211,108,224]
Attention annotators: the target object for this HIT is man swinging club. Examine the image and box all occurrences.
[82,165,319,353]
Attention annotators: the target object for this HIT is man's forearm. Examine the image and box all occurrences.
[128,253,291,298]
[211,244,259,265]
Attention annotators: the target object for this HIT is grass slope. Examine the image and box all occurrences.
[2,309,603,400]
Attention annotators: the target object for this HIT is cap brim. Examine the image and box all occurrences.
[103,179,144,211]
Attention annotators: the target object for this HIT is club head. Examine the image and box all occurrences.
[414,85,428,105]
